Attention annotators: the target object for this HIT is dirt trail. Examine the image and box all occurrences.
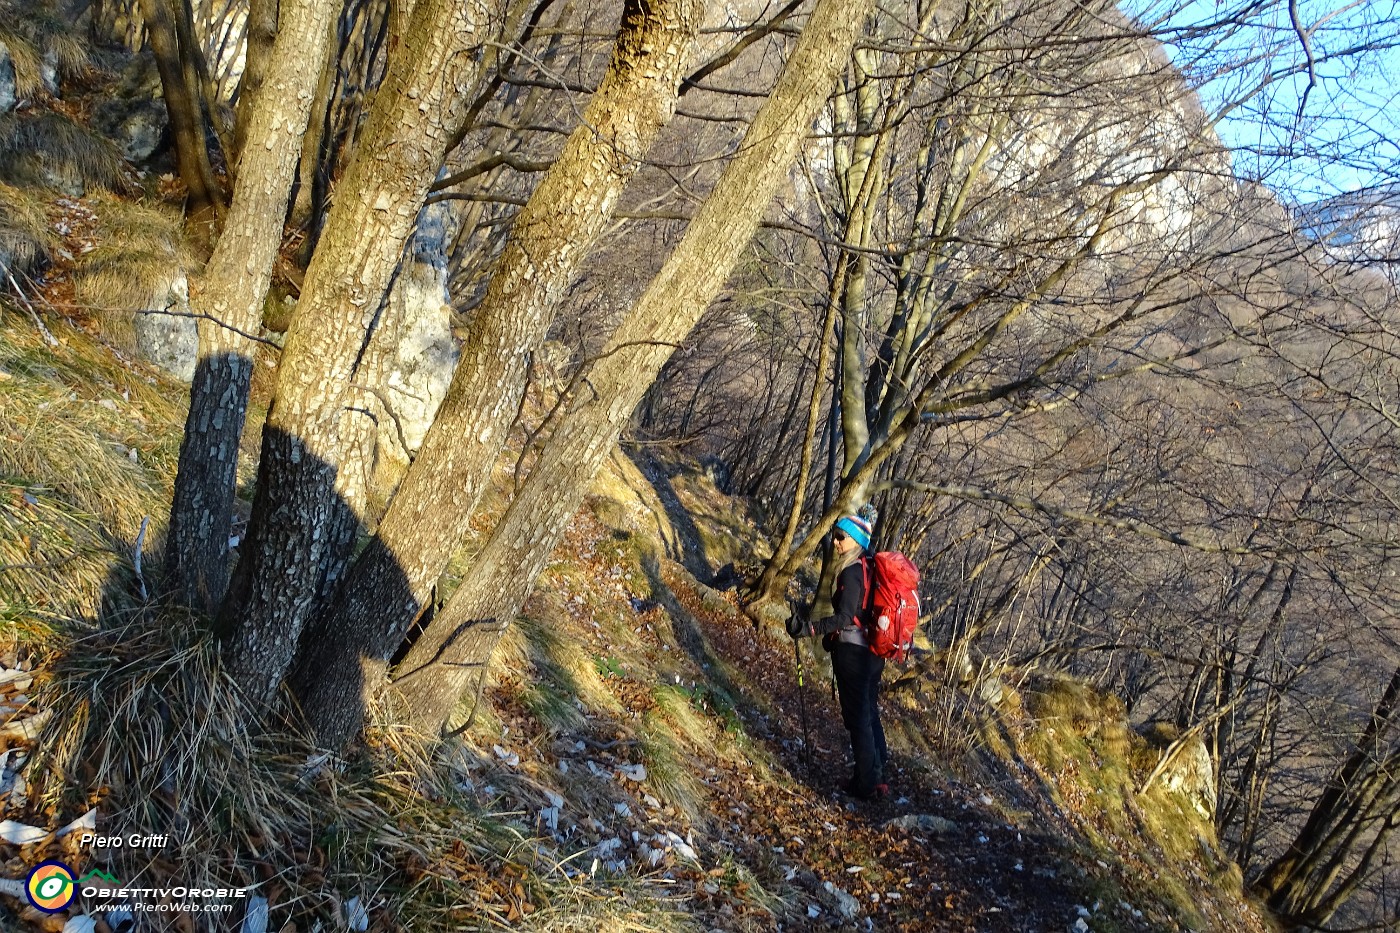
[657,573,1114,933]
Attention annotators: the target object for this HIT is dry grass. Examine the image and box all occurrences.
[73,194,194,312]
[0,481,118,626]
[0,0,92,97]
[21,606,704,933]
[0,28,45,100]
[0,308,182,529]
[0,112,127,193]
[0,181,53,277]
[638,707,708,828]
[0,308,184,631]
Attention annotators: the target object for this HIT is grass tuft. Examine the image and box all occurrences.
[0,181,54,277]
[0,28,45,100]
[638,711,709,828]
[0,0,92,94]
[73,193,194,315]
[0,308,183,622]
[20,607,702,933]
[0,111,127,193]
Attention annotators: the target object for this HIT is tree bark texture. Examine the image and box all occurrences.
[231,0,280,160]
[219,0,495,706]
[290,0,705,748]
[393,0,880,737]
[166,0,339,614]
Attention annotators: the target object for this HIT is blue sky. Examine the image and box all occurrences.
[1129,0,1400,204]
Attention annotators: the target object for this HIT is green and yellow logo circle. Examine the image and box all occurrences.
[26,860,76,913]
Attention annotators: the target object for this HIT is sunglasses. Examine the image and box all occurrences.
[832,530,848,542]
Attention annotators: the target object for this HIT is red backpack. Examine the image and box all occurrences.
[859,552,921,663]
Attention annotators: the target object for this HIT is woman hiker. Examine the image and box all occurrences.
[786,511,889,799]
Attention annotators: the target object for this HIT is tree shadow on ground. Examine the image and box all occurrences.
[624,446,713,583]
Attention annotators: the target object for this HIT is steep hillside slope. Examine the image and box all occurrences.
[0,307,1278,932]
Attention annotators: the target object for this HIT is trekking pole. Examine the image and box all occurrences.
[789,600,814,769]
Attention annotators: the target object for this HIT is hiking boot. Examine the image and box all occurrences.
[843,780,889,800]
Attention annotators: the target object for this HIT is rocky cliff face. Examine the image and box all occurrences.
[1304,185,1400,287]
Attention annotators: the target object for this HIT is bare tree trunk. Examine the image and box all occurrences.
[751,250,846,605]
[1256,665,1400,919]
[138,0,225,229]
[219,0,495,706]
[291,0,394,238]
[752,92,894,605]
[166,0,339,613]
[289,0,705,747]
[392,0,880,737]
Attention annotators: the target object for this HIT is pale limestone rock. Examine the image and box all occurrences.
[132,272,198,381]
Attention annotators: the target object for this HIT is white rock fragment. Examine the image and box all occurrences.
[492,745,520,767]
[618,763,647,782]
[56,809,96,839]
[345,897,369,932]
[0,819,46,845]
[822,882,862,920]
[241,897,269,933]
[0,708,51,740]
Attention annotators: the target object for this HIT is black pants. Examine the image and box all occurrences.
[832,642,887,795]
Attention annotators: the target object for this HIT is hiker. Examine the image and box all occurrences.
[786,513,889,799]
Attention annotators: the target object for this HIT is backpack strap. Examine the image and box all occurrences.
[858,555,875,628]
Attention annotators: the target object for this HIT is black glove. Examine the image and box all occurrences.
[785,606,809,638]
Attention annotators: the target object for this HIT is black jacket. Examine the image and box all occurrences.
[789,559,868,639]
[813,560,868,635]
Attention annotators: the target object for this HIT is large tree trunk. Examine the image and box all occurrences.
[289,0,705,748]
[166,0,339,613]
[392,0,880,737]
[219,0,494,707]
